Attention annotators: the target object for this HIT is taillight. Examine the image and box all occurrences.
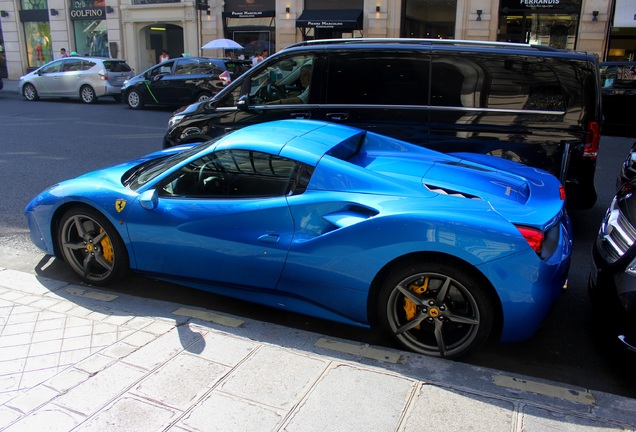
[584,121,600,159]
[99,69,108,81]
[219,70,231,85]
[559,185,566,201]
[516,225,544,255]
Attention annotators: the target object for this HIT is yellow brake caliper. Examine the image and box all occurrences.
[403,277,429,330]
[99,228,114,264]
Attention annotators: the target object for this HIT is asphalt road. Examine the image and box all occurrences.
[1,84,635,399]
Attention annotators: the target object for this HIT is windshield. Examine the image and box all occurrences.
[124,141,219,191]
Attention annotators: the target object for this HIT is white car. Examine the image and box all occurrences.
[19,56,134,103]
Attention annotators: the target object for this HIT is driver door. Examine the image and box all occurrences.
[144,60,176,104]
[212,53,322,135]
[125,149,296,289]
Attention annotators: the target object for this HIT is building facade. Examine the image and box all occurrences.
[0,0,631,80]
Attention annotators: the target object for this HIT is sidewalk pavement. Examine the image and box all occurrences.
[2,80,19,94]
[1,265,636,432]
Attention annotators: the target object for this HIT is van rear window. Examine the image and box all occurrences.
[431,55,565,111]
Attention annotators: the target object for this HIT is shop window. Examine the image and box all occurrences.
[72,19,108,57]
[402,0,456,39]
[24,22,52,68]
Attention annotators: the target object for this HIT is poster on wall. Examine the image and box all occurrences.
[614,0,636,28]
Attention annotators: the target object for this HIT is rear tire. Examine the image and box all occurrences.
[80,85,98,104]
[378,259,494,359]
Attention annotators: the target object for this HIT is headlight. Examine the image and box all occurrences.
[167,114,185,130]
[627,257,636,277]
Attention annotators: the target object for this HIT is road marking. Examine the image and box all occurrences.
[172,307,244,328]
[493,375,596,405]
[65,286,118,301]
[314,338,402,364]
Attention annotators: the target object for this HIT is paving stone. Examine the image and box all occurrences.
[54,362,146,415]
[122,327,203,370]
[521,405,626,431]
[190,330,257,367]
[132,353,230,410]
[45,368,91,392]
[0,405,21,428]
[179,392,282,432]
[401,384,514,431]
[74,396,178,432]
[75,354,115,375]
[6,384,60,413]
[283,364,415,432]
[220,346,328,410]
[3,406,84,432]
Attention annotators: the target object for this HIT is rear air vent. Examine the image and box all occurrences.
[424,184,482,200]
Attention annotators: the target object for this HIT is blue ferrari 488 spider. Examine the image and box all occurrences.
[25,120,572,358]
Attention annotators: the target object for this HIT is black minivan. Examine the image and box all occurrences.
[164,39,602,209]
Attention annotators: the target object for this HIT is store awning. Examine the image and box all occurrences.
[296,9,363,31]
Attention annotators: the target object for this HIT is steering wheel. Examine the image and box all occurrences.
[197,161,225,193]
[267,83,288,101]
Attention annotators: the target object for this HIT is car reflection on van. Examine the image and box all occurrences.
[600,61,636,136]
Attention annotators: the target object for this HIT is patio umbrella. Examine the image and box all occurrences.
[201,38,243,50]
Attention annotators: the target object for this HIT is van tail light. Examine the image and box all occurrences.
[515,225,544,256]
[584,121,600,159]
[219,70,231,85]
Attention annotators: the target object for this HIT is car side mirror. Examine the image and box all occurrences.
[237,94,250,112]
[139,189,158,210]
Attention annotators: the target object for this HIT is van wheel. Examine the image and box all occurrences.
[23,83,39,101]
[127,89,144,109]
[196,92,211,102]
[378,259,494,359]
[80,85,98,104]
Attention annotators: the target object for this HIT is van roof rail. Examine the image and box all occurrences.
[287,38,563,52]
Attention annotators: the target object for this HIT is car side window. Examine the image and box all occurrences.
[174,59,199,75]
[199,60,226,76]
[159,150,311,198]
[148,61,174,78]
[62,59,83,72]
[600,64,636,90]
[41,61,63,74]
[247,54,314,104]
[325,52,429,105]
[81,60,96,70]
[431,54,565,111]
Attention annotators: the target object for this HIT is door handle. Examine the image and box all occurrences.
[290,112,311,119]
[326,112,349,121]
[258,234,280,244]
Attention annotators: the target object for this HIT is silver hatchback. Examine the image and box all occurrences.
[19,57,134,104]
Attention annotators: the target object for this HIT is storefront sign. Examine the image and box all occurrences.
[500,0,579,10]
[308,21,345,28]
[225,10,275,18]
[614,0,636,28]
[70,7,105,19]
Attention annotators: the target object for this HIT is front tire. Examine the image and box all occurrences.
[378,260,494,359]
[23,83,39,101]
[58,206,129,285]
[126,89,144,109]
[80,85,98,104]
